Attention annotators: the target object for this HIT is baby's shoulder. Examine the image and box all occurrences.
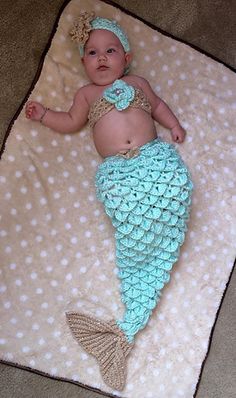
[77,83,95,96]
[74,83,98,105]
[124,74,151,90]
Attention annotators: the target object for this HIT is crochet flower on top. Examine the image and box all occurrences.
[103,80,135,111]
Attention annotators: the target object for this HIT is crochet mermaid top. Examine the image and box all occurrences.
[88,79,152,128]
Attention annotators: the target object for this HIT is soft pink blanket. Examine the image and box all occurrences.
[1,0,235,397]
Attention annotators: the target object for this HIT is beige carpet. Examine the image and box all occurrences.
[0,1,235,397]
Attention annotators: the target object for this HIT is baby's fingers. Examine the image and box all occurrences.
[25,102,36,119]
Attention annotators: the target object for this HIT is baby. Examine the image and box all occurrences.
[26,12,193,391]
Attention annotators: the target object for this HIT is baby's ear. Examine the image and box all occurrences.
[125,52,132,66]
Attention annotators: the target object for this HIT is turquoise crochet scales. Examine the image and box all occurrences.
[66,138,193,390]
[95,139,193,342]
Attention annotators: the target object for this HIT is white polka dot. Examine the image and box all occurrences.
[55,244,62,252]
[148,70,155,78]
[5,353,14,360]
[80,353,88,363]
[71,374,80,382]
[16,332,24,338]
[5,246,12,254]
[0,339,6,345]
[162,65,169,72]
[8,155,15,162]
[38,338,45,346]
[209,79,216,86]
[36,146,44,153]
[28,165,36,173]
[65,51,72,59]
[126,383,134,391]
[40,197,47,205]
[48,176,54,184]
[175,59,182,66]
[61,258,68,266]
[45,352,52,359]
[77,165,84,173]
[54,192,60,199]
[159,383,165,391]
[32,323,40,331]
[80,266,87,274]
[71,237,78,244]
[152,34,159,42]
[68,186,76,193]
[144,55,151,62]
[134,25,140,33]
[66,273,72,281]
[22,346,30,353]
[34,181,41,189]
[180,73,187,80]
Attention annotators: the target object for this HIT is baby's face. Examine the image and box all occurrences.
[82,29,131,86]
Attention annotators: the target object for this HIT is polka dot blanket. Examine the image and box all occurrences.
[0,0,235,397]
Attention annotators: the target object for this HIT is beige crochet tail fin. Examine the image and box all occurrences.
[65,312,133,391]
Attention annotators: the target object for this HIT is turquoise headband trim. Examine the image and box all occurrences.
[79,17,130,57]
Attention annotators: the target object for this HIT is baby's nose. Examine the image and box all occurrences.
[98,53,107,61]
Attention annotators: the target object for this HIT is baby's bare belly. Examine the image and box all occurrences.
[93,109,157,158]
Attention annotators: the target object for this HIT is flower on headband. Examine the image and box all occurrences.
[70,11,95,45]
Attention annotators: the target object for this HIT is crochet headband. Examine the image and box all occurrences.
[70,12,131,57]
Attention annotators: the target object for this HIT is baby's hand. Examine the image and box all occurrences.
[171,124,186,143]
[25,101,46,122]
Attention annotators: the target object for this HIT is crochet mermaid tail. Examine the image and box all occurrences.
[66,139,193,390]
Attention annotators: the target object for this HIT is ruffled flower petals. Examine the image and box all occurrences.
[70,11,95,45]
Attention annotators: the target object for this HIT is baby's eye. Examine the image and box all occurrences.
[88,50,96,56]
[107,48,116,54]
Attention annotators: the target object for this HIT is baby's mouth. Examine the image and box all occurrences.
[97,65,109,71]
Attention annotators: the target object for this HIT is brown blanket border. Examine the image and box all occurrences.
[0,1,235,397]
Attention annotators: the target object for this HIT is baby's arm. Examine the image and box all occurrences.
[137,77,186,143]
[153,100,186,143]
[25,88,89,134]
